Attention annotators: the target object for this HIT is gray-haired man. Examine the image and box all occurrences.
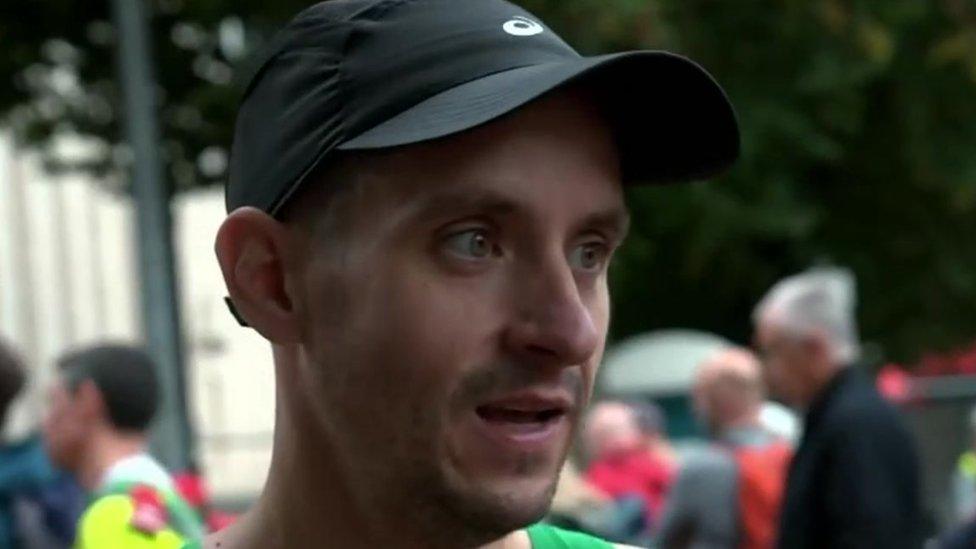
[753,267,922,549]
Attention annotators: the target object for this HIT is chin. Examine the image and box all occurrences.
[472,472,560,530]
[423,468,559,544]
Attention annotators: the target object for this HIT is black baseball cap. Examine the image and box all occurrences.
[227,0,740,215]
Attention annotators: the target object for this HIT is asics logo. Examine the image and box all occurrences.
[503,16,544,37]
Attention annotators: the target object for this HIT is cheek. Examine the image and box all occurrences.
[44,410,75,456]
[372,272,500,390]
[309,257,503,429]
[581,289,610,398]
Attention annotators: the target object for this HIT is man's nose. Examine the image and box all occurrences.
[503,260,601,369]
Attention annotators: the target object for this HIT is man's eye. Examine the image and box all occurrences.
[444,229,495,259]
[569,242,609,272]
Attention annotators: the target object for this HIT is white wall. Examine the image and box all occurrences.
[0,133,273,500]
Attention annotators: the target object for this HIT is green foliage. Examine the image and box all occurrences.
[2,0,976,361]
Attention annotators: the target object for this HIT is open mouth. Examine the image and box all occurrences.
[475,406,566,424]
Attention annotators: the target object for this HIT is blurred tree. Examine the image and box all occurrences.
[1,0,975,362]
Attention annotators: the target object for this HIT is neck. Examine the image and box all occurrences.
[77,429,147,492]
[208,347,529,549]
[802,361,847,407]
[716,407,761,437]
[726,411,761,433]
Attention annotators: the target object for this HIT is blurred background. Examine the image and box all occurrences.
[2,0,976,535]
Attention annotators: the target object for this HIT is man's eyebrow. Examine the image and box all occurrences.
[575,207,631,243]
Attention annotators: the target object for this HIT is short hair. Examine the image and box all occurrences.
[275,153,362,239]
[58,344,159,432]
[753,267,860,364]
[0,338,26,426]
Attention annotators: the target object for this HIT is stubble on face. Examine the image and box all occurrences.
[285,90,622,545]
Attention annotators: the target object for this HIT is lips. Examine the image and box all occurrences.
[470,391,573,448]
[476,406,565,424]
[476,391,571,421]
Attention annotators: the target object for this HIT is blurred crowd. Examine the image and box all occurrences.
[0,269,974,549]
[549,267,976,549]
[0,342,231,548]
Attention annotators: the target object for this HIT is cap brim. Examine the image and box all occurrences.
[338,51,739,184]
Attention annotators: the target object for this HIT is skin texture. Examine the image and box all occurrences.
[213,90,635,549]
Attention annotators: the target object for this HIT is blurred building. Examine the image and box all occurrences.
[0,132,274,504]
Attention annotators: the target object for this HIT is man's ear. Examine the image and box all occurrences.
[215,207,302,343]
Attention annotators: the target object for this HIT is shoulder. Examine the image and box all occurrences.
[79,494,133,528]
[824,373,903,430]
[676,445,737,479]
[817,376,917,456]
[76,495,141,547]
[78,487,194,548]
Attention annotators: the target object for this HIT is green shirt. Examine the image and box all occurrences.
[526,524,613,548]
[181,524,610,548]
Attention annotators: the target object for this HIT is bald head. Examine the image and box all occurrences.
[693,347,764,434]
[583,401,642,460]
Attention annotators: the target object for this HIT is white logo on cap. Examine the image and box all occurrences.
[503,16,544,37]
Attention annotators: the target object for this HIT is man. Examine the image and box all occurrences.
[656,347,791,549]
[583,401,673,533]
[204,0,739,547]
[753,268,923,548]
[0,338,83,548]
[43,344,203,548]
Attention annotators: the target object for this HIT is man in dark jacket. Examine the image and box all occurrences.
[753,267,923,549]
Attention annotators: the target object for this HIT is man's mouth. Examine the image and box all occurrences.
[475,406,565,424]
[469,391,573,447]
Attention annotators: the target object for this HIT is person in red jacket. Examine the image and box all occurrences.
[584,401,675,530]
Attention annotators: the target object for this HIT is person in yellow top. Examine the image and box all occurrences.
[42,344,203,548]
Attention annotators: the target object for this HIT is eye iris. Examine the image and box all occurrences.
[470,233,490,257]
[582,246,598,268]
[584,248,597,267]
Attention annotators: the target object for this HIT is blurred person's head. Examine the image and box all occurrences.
[629,399,667,442]
[0,338,27,428]
[43,344,159,486]
[753,267,859,409]
[693,347,764,436]
[212,0,738,545]
[583,400,643,460]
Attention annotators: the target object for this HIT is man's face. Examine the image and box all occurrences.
[42,377,89,471]
[755,319,809,408]
[291,91,625,538]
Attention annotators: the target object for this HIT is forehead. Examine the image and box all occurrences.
[341,90,625,227]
